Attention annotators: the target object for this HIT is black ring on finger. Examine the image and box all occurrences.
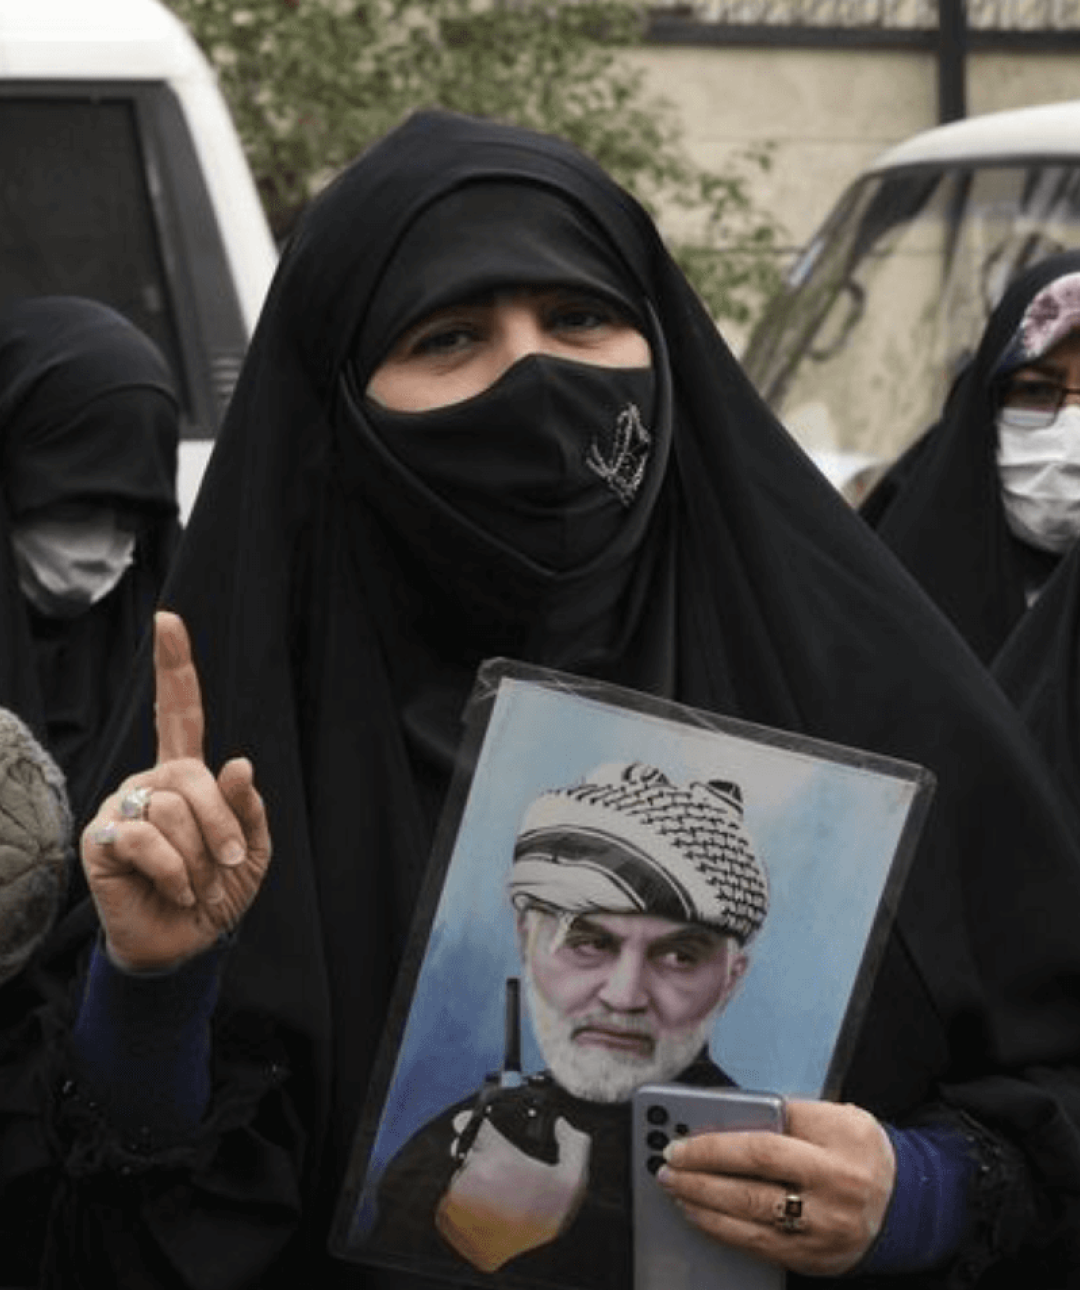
[772,1189,807,1235]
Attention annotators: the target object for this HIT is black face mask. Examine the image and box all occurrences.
[364,355,656,573]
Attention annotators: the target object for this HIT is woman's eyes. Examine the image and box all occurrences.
[395,294,630,362]
[547,299,620,335]
[407,322,481,358]
[1004,379,1062,409]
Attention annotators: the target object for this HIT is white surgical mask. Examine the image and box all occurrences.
[996,405,1080,555]
[11,511,136,619]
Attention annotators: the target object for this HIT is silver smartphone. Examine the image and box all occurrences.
[631,1084,788,1290]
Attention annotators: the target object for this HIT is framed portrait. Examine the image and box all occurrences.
[331,660,935,1290]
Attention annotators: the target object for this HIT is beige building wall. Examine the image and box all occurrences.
[624,44,936,252]
[625,41,1079,342]
[968,48,1080,113]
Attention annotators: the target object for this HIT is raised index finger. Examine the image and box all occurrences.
[154,611,205,764]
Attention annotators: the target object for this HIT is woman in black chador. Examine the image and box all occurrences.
[28,112,1080,1289]
[0,296,181,819]
[861,249,1080,666]
[861,251,1080,830]
[986,259,1080,824]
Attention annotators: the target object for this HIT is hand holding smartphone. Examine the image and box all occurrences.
[631,1084,788,1290]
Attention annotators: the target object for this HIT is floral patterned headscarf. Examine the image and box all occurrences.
[995,270,1080,375]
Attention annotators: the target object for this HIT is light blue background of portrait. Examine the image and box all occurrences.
[353,678,920,1226]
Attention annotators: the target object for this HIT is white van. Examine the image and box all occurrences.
[742,99,1080,498]
[0,0,278,517]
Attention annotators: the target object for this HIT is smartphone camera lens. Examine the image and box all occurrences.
[645,1104,668,1126]
[646,1130,668,1151]
[646,1154,666,1175]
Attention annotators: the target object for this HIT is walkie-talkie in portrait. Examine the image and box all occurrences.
[434,976,590,1272]
[451,978,561,1167]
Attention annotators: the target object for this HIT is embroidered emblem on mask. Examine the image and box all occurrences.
[585,403,652,507]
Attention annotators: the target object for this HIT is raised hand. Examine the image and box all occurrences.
[81,611,271,971]
[656,1098,895,1277]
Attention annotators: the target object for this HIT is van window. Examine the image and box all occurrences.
[0,84,250,442]
[744,162,1080,479]
[0,95,181,380]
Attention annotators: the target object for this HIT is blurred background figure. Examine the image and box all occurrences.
[861,250,1080,666]
[0,705,70,991]
[0,297,181,820]
[0,702,73,1290]
[993,529,1080,827]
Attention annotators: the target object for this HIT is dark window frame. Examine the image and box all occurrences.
[0,79,248,440]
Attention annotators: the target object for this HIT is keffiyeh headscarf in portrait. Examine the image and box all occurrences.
[509,761,769,944]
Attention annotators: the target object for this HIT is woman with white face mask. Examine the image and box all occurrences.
[0,297,181,819]
[862,250,1080,666]
[994,281,1080,561]
[991,269,1080,827]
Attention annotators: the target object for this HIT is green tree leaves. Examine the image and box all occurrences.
[166,0,783,324]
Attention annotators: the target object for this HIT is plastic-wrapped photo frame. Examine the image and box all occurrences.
[331,659,934,1290]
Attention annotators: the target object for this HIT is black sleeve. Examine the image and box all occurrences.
[0,982,307,1290]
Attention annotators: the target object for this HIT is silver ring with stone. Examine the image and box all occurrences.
[119,785,154,823]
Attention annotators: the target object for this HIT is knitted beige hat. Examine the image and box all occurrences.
[0,708,70,985]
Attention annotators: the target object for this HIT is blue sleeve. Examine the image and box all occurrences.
[860,1121,977,1274]
[71,940,224,1145]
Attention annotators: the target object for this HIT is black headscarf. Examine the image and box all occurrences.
[994,534,1080,824]
[73,113,1080,1287]
[0,296,181,820]
[861,250,1080,665]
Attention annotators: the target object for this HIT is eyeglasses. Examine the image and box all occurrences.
[998,377,1080,430]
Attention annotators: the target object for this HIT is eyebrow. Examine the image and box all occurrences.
[566,915,723,954]
[649,929,724,955]
[566,914,618,939]
[1012,358,1067,379]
